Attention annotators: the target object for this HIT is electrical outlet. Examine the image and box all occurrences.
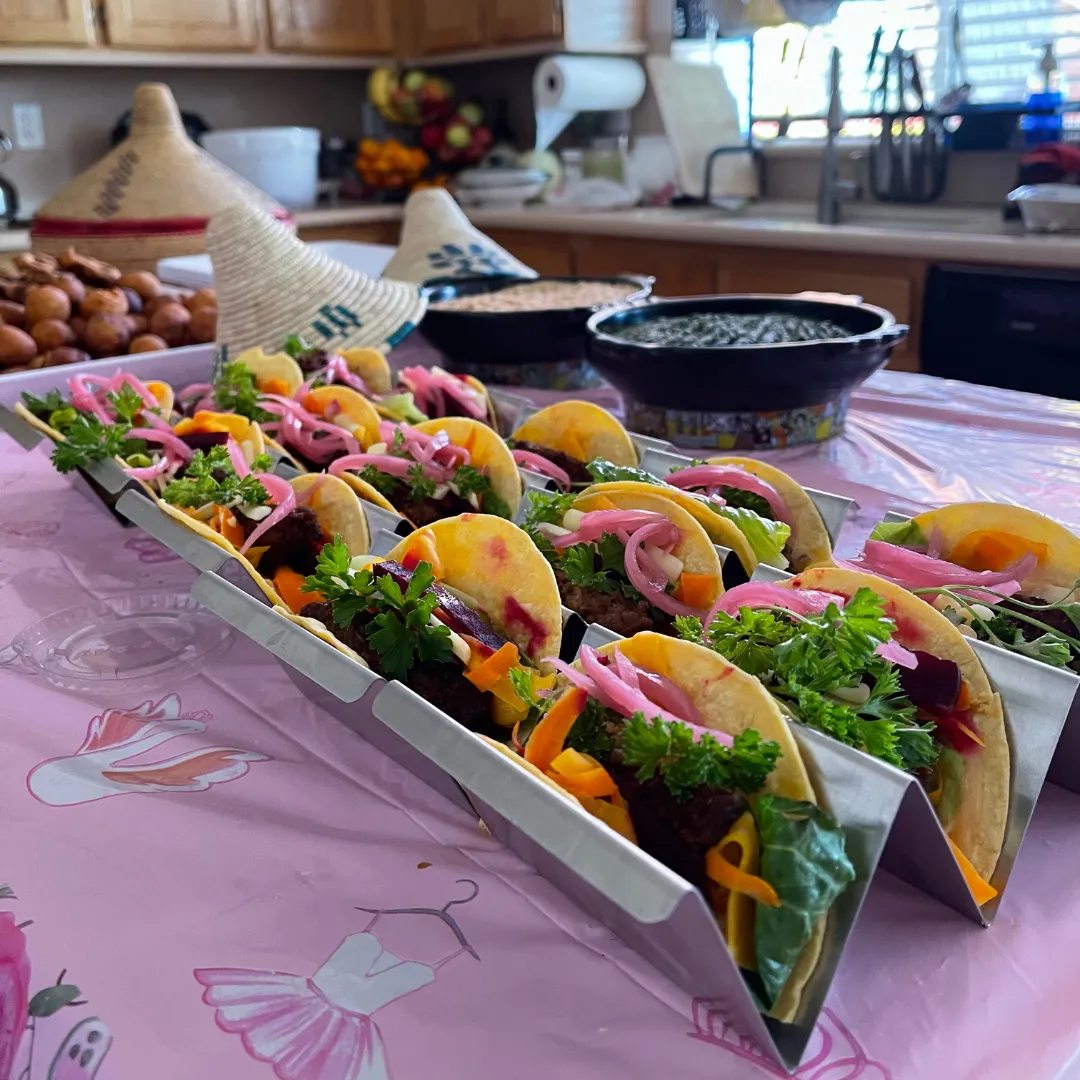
[12,103,44,150]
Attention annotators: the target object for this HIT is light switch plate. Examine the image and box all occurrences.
[13,103,44,150]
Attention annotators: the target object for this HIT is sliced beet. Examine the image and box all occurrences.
[180,430,231,452]
[373,560,507,653]
[898,651,961,716]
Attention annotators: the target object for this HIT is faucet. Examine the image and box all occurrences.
[817,47,860,224]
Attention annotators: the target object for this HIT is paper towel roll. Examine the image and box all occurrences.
[533,55,646,151]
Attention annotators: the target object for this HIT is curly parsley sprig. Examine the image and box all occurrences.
[302,539,453,681]
[917,582,1080,668]
[161,445,272,509]
[677,588,939,772]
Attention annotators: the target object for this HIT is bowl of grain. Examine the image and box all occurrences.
[419,273,652,389]
[586,294,908,449]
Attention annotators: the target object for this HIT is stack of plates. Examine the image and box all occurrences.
[452,167,548,208]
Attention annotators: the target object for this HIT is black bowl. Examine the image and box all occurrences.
[586,294,908,449]
[420,274,653,390]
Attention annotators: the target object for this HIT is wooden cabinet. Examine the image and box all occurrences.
[103,0,258,48]
[267,0,394,53]
[486,229,573,277]
[487,0,562,45]
[0,0,96,45]
[575,235,715,298]
[409,0,485,55]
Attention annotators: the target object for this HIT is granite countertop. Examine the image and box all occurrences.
[4,199,1080,269]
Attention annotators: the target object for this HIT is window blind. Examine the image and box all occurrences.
[674,0,1079,137]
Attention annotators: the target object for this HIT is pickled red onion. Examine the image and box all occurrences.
[624,520,708,618]
[667,465,792,525]
[125,427,193,462]
[178,381,212,401]
[578,646,731,742]
[325,354,373,395]
[703,581,845,631]
[226,438,250,478]
[542,657,598,695]
[512,449,572,492]
[401,365,486,420]
[124,456,172,480]
[552,510,670,549]
[328,454,451,481]
[240,474,294,554]
[876,640,919,669]
[112,373,161,412]
[612,648,640,689]
[260,395,361,460]
[845,541,1036,596]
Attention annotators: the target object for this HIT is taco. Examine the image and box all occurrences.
[18,373,267,494]
[17,370,174,442]
[677,568,1009,900]
[508,400,638,490]
[158,446,370,611]
[858,503,1080,673]
[282,514,563,734]
[493,631,855,1023]
[396,364,496,427]
[329,418,521,527]
[522,487,723,637]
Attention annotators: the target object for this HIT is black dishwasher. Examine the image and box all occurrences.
[921,264,1080,400]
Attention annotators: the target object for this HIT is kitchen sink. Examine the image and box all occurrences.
[707,200,1010,234]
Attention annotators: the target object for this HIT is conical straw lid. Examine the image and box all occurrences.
[381,188,537,284]
[209,202,426,356]
[31,82,288,269]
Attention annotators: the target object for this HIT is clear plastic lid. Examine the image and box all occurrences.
[0,592,234,698]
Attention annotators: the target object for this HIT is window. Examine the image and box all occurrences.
[674,0,1080,139]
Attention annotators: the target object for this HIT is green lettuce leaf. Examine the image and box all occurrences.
[378,392,428,425]
[753,794,856,1007]
[586,459,664,485]
[869,519,926,547]
[712,505,791,568]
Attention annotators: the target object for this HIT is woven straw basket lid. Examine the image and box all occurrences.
[208,202,426,356]
[381,188,537,284]
[31,82,289,271]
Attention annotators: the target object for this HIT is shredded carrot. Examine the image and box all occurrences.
[550,747,601,775]
[947,836,998,905]
[956,682,971,712]
[273,567,320,614]
[464,641,520,692]
[954,721,986,748]
[674,573,720,609]
[524,687,588,771]
[705,845,781,907]
[302,393,324,415]
[578,794,637,843]
[950,530,1047,573]
[175,411,253,439]
[213,505,246,548]
[262,377,293,397]
[548,765,618,798]
[147,381,170,405]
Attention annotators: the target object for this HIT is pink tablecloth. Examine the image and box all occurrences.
[3,372,1080,1080]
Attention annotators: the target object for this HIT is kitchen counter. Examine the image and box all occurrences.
[294,200,1080,271]
[5,200,1080,271]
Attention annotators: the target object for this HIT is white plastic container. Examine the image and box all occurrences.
[1008,183,1080,233]
[202,127,320,209]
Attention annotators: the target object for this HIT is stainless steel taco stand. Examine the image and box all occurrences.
[871,512,1080,796]
[747,564,1077,923]
[187,566,908,1073]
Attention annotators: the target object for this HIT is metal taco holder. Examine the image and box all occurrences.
[873,510,1080,795]
[186,566,906,1073]
[747,564,1078,922]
